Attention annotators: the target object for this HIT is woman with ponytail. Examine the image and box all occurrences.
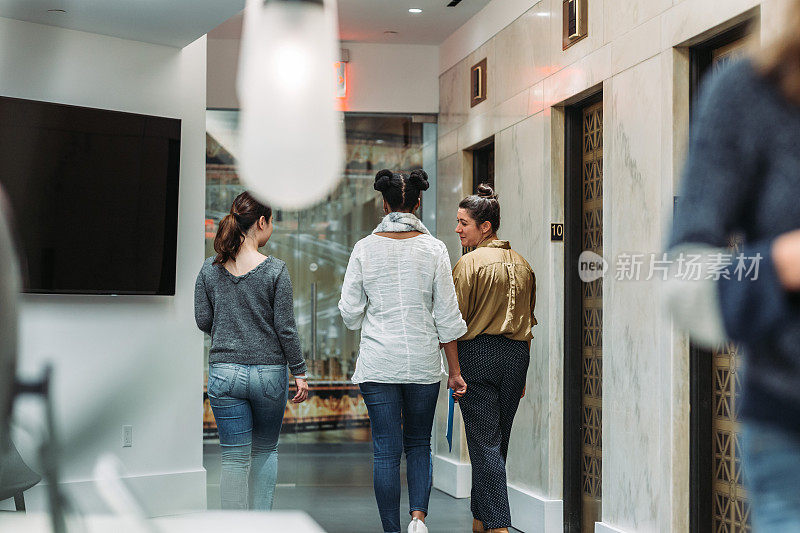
[339,169,467,533]
[194,191,308,510]
[452,184,537,533]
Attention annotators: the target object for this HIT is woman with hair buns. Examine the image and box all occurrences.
[339,169,468,533]
[452,184,537,533]
[194,191,308,511]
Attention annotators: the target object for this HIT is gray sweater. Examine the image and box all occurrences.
[669,58,800,430]
[194,256,307,375]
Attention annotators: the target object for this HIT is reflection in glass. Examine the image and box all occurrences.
[203,112,437,441]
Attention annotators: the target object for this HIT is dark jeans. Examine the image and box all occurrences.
[359,382,439,533]
[458,335,530,530]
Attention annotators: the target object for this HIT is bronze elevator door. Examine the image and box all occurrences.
[580,100,603,532]
[709,37,750,533]
[688,28,751,533]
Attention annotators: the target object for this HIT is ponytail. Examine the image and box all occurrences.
[213,213,245,265]
[213,191,272,265]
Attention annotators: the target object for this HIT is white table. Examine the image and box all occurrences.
[0,510,326,532]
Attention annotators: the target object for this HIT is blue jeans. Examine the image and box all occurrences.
[740,421,800,531]
[207,363,288,510]
[359,382,439,533]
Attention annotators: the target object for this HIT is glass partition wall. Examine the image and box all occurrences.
[203,112,437,459]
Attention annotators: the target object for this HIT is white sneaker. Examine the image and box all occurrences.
[408,517,428,533]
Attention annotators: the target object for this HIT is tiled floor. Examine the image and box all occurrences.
[204,431,520,533]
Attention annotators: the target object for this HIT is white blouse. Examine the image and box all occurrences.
[338,234,468,384]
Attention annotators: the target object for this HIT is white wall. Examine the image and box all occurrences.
[0,17,207,515]
[207,39,439,113]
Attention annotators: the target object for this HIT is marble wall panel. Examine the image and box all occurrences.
[661,45,691,533]
[611,15,662,75]
[494,1,553,104]
[495,113,550,493]
[438,128,459,160]
[494,86,532,134]
[458,110,498,151]
[439,62,468,137]
[547,106,565,499]
[543,43,611,107]
[529,81,546,116]
[437,152,466,267]
[661,0,760,48]
[433,151,468,466]
[604,0,671,43]
[603,56,673,532]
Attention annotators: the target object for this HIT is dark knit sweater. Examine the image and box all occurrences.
[194,256,307,375]
[670,58,800,431]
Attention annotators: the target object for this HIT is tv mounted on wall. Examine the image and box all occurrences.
[0,96,181,295]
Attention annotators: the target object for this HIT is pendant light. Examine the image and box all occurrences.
[237,0,344,210]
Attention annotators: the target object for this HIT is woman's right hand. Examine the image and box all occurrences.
[448,374,467,401]
[292,377,309,403]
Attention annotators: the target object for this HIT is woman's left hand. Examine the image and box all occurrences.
[448,374,467,401]
[292,377,309,403]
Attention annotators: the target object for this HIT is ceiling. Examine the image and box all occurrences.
[210,0,493,45]
[0,0,491,48]
[0,0,245,48]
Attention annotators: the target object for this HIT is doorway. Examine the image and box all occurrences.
[564,93,603,533]
[687,21,752,533]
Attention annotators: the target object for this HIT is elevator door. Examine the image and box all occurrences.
[687,25,751,533]
[580,101,603,533]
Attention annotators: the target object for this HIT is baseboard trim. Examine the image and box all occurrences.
[432,454,471,498]
[595,522,627,533]
[507,484,563,533]
[19,468,207,517]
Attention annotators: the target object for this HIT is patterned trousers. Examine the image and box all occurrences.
[458,335,530,530]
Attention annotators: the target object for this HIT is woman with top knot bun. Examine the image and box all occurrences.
[339,169,468,533]
[452,184,538,533]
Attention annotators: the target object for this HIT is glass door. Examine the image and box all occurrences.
[204,111,437,496]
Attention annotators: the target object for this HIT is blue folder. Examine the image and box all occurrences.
[446,388,454,452]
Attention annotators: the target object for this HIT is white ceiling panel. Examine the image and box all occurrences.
[210,0,492,45]
[0,0,246,48]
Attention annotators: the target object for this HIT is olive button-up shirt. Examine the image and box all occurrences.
[452,239,537,342]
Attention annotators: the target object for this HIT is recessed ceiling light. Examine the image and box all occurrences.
[408,8,422,14]
[47,9,66,13]
[375,139,385,144]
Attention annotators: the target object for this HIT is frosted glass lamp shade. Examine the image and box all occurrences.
[237,0,344,210]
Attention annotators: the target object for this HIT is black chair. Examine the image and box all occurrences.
[0,440,41,511]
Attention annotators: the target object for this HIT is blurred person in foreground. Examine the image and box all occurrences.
[452,185,536,533]
[339,169,467,533]
[195,191,308,510]
[667,3,800,529]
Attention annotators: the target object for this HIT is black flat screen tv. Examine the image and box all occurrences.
[0,96,181,295]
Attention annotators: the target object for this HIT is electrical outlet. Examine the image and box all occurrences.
[122,425,132,448]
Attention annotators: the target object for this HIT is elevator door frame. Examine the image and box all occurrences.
[687,20,751,533]
[563,91,603,533]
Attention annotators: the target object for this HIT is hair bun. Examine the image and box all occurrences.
[408,169,430,191]
[476,183,497,200]
[374,169,394,192]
